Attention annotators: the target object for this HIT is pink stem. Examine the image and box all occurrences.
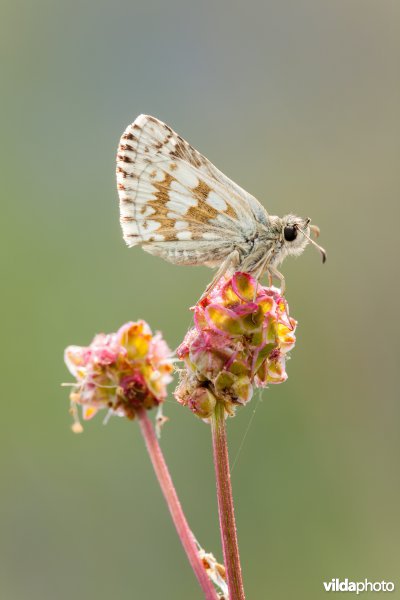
[136,408,218,600]
[211,402,246,600]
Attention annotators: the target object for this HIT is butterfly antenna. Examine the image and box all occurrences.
[297,226,327,263]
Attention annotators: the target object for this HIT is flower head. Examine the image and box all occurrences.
[64,321,173,431]
[175,273,297,419]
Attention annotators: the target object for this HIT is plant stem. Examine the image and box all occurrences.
[211,402,246,600]
[136,408,218,600]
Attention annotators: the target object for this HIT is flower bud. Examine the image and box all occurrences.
[64,320,173,431]
[175,272,297,419]
[187,386,217,419]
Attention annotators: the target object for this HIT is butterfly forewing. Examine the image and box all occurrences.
[116,115,268,265]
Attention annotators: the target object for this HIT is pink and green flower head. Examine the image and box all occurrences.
[175,273,297,419]
[64,320,173,432]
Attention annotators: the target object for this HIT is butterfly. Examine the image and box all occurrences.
[116,115,325,296]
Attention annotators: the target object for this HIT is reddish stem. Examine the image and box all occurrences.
[136,408,218,600]
[211,402,246,600]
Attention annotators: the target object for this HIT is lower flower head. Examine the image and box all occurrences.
[175,273,297,419]
[64,320,173,431]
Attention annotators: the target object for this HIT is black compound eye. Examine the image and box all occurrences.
[284,226,298,242]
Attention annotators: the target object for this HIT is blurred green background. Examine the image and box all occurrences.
[1,1,399,598]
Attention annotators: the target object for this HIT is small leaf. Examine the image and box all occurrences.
[254,343,275,370]
[215,371,235,391]
[239,305,264,332]
[206,305,244,335]
[232,272,256,302]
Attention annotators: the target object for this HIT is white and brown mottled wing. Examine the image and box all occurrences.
[116,114,268,265]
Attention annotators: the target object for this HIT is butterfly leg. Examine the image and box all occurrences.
[252,256,271,299]
[267,266,286,295]
[199,249,241,302]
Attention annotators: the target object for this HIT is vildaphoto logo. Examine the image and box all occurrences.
[323,579,395,594]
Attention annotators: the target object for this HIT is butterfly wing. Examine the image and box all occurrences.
[116,115,268,265]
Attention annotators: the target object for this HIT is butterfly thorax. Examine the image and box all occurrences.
[237,217,281,273]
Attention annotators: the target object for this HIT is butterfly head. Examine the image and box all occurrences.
[274,215,326,264]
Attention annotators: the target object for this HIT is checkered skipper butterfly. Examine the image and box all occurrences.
[116,115,325,296]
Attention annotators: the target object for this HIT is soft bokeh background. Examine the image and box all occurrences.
[1,1,399,598]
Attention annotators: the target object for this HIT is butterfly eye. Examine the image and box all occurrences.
[284,226,298,242]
